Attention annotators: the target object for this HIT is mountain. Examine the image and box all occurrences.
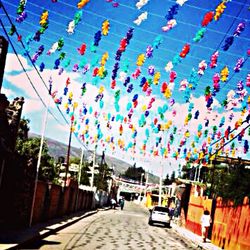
[29,133,160,184]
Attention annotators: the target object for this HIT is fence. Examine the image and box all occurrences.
[32,180,94,225]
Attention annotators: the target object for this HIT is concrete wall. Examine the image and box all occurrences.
[185,185,250,250]
[185,195,213,235]
[31,181,95,226]
[212,197,250,250]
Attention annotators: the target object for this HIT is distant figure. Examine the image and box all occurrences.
[200,209,212,243]
[119,197,125,210]
[111,198,116,209]
[169,201,175,220]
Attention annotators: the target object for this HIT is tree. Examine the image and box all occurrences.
[17,117,30,140]
[163,174,172,185]
[70,156,80,165]
[94,161,113,191]
[170,171,176,182]
[15,118,57,183]
[123,165,145,182]
[16,137,57,182]
[79,161,91,186]
[207,164,250,206]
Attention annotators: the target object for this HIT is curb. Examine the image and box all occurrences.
[171,226,204,250]
[170,224,219,250]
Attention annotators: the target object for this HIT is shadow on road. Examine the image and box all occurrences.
[22,239,61,249]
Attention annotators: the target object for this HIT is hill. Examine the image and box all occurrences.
[29,133,159,184]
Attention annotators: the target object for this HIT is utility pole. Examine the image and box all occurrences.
[75,148,84,212]
[158,161,163,206]
[144,171,148,199]
[90,146,96,189]
[64,103,77,188]
[78,148,84,185]
[29,95,50,227]
[64,116,73,188]
[139,172,144,202]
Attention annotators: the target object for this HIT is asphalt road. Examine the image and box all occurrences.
[24,202,195,250]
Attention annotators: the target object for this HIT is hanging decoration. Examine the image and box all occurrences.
[77,0,90,9]
[193,28,206,42]
[246,74,250,87]
[214,1,227,21]
[233,57,245,72]
[31,45,44,63]
[47,38,64,55]
[220,66,229,82]
[33,10,49,41]
[4,0,249,166]
[136,0,149,9]
[209,51,219,68]
[222,22,246,51]
[66,10,82,34]
[133,12,148,26]
[16,0,27,23]
[201,11,214,26]
[162,19,177,32]
[102,20,110,36]
[197,60,207,75]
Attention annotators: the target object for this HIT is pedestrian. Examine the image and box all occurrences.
[119,197,125,210]
[200,209,212,243]
[169,201,175,220]
[111,198,116,209]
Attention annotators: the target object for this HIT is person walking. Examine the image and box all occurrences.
[119,197,125,210]
[200,209,212,243]
[111,198,116,209]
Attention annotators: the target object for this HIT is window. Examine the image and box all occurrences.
[154,206,169,213]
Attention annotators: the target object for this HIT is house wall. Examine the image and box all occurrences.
[212,197,250,250]
[185,194,213,235]
[30,181,95,226]
[185,185,250,250]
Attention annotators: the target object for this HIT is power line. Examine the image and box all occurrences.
[0,19,59,122]
[210,121,250,158]
[0,1,89,151]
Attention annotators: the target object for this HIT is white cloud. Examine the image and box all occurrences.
[5,53,32,73]
[1,87,16,98]
[22,98,44,114]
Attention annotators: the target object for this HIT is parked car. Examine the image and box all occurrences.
[148,206,171,227]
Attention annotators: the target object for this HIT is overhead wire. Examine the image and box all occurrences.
[0,0,249,156]
[1,1,247,114]
[0,0,90,151]
[209,122,250,158]
[3,0,248,103]
[0,19,59,121]
[3,0,249,79]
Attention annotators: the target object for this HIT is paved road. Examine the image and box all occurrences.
[25,202,195,250]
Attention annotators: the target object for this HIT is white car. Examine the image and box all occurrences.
[148,206,171,227]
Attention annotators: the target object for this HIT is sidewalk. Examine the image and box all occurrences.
[0,208,109,250]
[171,222,222,250]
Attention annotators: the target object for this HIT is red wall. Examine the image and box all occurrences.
[47,185,61,220]
[212,197,250,250]
[185,185,250,250]
[185,195,212,236]
[32,181,47,224]
[31,181,94,226]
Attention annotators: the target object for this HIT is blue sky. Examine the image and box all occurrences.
[1,0,250,176]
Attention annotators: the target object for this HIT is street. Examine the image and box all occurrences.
[24,202,195,250]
